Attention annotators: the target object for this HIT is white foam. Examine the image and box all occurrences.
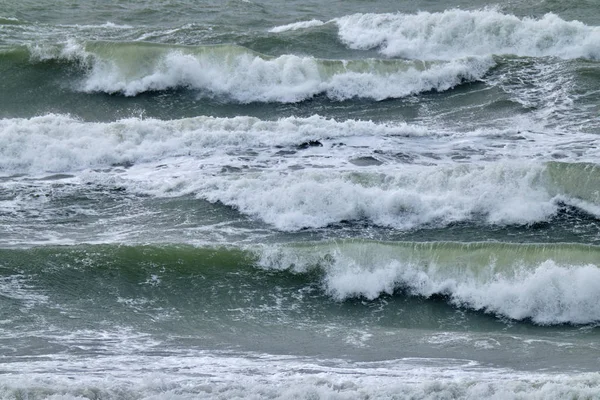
[335,10,600,60]
[179,163,584,231]
[3,115,599,229]
[327,260,600,325]
[0,114,429,174]
[1,350,599,399]
[269,19,326,33]
[80,49,492,100]
[258,244,600,324]
[2,114,599,177]
[2,115,599,231]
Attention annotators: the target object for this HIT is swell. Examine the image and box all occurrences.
[2,241,600,325]
[1,41,494,101]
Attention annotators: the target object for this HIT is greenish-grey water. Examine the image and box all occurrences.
[1,0,600,398]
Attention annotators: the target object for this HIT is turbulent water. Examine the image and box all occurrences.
[1,0,600,399]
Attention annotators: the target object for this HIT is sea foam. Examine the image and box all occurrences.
[0,114,428,173]
[3,351,600,399]
[28,41,493,100]
[2,115,599,231]
[334,10,600,60]
[190,164,599,231]
[259,242,600,324]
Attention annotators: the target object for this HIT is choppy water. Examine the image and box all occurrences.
[1,0,600,399]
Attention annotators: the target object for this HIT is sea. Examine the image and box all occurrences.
[1,0,600,398]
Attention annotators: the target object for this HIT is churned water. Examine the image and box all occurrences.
[1,0,600,398]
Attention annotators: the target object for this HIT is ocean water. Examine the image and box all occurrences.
[1,0,600,398]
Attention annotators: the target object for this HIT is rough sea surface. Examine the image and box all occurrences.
[1,0,600,398]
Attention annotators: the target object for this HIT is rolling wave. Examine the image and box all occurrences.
[269,10,600,60]
[1,114,599,231]
[3,241,600,325]
[259,240,600,324]
[22,41,493,100]
[187,163,600,230]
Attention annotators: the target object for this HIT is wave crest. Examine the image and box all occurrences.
[259,241,600,324]
[194,163,600,230]
[335,10,600,60]
[27,41,494,100]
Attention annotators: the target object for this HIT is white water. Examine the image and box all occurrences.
[2,114,599,175]
[335,10,600,60]
[2,114,599,232]
[147,162,599,231]
[271,10,600,60]
[1,350,599,399]
[81,51,492,100]
[267,10,600,60]
[0,114,430,173]
[259,244,600,324]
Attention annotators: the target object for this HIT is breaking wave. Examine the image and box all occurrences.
[191,163,600,231]
[270,10,600,60]
[24,41,493,100]
[259,240,600,324]
[1,114,599,231]
[0,114,429,173]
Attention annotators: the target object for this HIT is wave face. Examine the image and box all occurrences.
[2,242,600,326]
[334,10,600,60]
[24,41,493,100]
[259,241,600,325]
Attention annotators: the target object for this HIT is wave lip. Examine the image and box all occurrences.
[268,19,326,33]
[335,10,600,60]
[26,41,494,100]
[259,241,600,325]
